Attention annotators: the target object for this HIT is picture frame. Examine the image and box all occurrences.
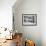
[22,14,37,26]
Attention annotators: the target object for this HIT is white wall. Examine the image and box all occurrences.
[0,0,16,30]
[13,0,41,46]
[41,0,46,46]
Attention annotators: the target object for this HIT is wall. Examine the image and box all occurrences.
[0,0,16,30]
[41,0,46,46]
[13,0,41,46]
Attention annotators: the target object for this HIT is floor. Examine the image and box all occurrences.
[0,39,16,46]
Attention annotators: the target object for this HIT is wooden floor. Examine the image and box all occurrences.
[0,39,16,46]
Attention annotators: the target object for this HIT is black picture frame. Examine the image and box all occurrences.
[22,14,37,26]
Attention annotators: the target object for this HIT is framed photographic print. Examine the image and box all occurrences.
[22,14,37,26]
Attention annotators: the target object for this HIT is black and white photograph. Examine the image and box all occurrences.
[22,14,37,26]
